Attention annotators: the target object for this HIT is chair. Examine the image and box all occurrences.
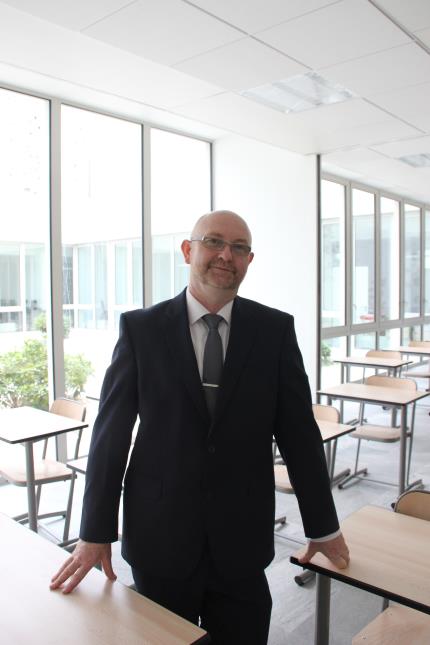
[273,404,339,524]
[405,341,430,381]
[352,490,430,644]
[339,375,419,490]
[0,398,86,542]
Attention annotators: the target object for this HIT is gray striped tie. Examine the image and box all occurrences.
[202,314,223,417]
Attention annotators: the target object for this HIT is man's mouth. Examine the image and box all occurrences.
[210,264,234,273]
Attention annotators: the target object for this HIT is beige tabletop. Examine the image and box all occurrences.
[317,419,356,443]
[318,382,428,406]
[0,406,87,444]
[291,505,430,644]
[398,346,430,357]
[0,513,208,644]
[334,356,412,370]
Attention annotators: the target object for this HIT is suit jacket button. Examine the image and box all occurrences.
[207,444,215,454]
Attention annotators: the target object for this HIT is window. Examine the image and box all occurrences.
[425,210,430,316]
[150,128,211,304]
[321,180,345,327]
[0,88,50,409]
[380,197,400,321]
[352,189,375,324]
[61,106,143,397]
[403,204,421,318]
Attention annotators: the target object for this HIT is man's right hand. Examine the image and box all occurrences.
[50,539,116,594]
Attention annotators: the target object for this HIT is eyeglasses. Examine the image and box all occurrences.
[189,236,252,257]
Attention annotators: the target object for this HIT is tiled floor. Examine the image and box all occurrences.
[1,393,429,644]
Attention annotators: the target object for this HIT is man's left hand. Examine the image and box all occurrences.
[298,533,350,569]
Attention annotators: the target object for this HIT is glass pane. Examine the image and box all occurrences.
[0,88,49,410]
[61,106,142,399]
[380,197,400,321]
[321,180,345,327]
[352,189,375,324]
[379,328,401,350]
[320,336,347,388]
[349,332,376,381]
[423,323,430,341]
[425,210,430,316]
[402,325,421,344]
[150,128,211,304]
[404,204,421,318]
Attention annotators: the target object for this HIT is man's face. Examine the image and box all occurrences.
[181,213,254,296]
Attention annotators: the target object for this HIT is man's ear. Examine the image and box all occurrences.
[181,239,191,264]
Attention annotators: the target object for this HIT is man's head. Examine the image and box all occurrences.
[181,210,254,311]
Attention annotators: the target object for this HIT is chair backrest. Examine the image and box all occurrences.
[366,350,401,359]
[394,490,430,521]
[49,398,87,460]
[50,397,86,422]
[312,403,339,423]
[409,340,430,348]
[365,374,417,391]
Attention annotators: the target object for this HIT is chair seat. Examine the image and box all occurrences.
[350,425,401,442]
[274,465,294,494]
[0,458,73,486]
[353,605,430,644]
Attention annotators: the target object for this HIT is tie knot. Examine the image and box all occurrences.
[202,314,223,330]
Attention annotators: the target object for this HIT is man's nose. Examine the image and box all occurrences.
[218,243,233,260]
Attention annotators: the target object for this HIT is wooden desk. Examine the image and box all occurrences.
[290,505,430,645]
[0,513,208,644]
[318,419,356,483]
[0,406,88,532]
[398,346,430,359]
[67,456,88,476]
[335,356,412,382]
[317,383,428,494]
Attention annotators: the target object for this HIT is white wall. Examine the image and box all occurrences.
[213,135,318,391]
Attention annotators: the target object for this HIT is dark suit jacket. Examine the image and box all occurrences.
[80,289,339,580]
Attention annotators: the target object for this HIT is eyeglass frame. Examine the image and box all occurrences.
[189,235,252,257]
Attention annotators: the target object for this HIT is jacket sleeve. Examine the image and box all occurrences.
[273,315,340,539]
[80,313,138,542]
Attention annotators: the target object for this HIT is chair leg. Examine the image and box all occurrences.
[338,438,368,489]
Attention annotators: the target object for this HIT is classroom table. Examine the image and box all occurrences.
[317,383,428,494]
[0,406,88,532]
[0,512,208,644]
[334,355,412,382]
[290,505,430,645]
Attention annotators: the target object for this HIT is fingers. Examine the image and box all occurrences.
[297,534,350,569]
[50,541,116,593]
[101,552,117,582]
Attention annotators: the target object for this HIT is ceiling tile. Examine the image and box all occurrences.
[371,135,430,157]
[414,27,430,47]
[283,99,399,132]
[83,0,242,66]
[174,37,306,92]
[321,43,430,96]
[0,0,131,30]
[173,92,316,153]
[314,118,421,152]
[187,0,340,34]
[322,148,387,171]
[255,0,409,69]
[373,0,430,32]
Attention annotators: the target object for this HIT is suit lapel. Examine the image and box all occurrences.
[213,297,258,428]
[164,290,209,422]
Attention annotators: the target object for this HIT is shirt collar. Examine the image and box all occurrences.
[186,287,234,326]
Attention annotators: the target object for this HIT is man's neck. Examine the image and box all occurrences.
[188,284,235,313]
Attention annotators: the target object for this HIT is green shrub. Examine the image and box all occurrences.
[321,341,332,366]
[0,339,93,410]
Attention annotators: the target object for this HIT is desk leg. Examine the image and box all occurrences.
[315,573,331,645]
[24,441,38,532]
[399,406,407,495]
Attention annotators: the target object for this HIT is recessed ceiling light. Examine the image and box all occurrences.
[398,153,430,168]
[240,71,356,114]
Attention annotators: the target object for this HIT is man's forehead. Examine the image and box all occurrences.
[196,215,251,242]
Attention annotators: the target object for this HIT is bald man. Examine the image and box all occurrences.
[52,211,349,645]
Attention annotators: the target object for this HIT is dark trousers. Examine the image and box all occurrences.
[131,549,272,645]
